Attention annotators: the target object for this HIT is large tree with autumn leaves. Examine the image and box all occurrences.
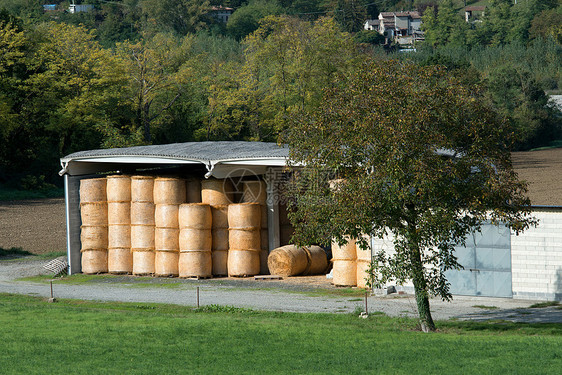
[283,58,535,332]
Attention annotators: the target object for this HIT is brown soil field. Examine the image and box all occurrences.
[0,198,66,254]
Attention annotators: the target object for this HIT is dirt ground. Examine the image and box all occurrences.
[0,198,66,254]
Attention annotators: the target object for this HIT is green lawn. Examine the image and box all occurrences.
[0,294,560,374]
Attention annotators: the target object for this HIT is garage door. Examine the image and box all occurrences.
[445,224,512,298]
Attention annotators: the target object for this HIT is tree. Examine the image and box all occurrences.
[283,58,534,332]
[116,33,196,143]
[226,0,282,40]
[140,0,211,36]
[421,1,468,48]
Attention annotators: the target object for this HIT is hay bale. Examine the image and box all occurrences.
[178,203,212,229]
[132,250,155,275]
[80,225,108,250]
[154,204,179,228]
[107,202,130,225]
[108,224,130,248]
[228,250,260,277]
[80,202,108,226]
[332,259,356,287]
[228,203,261,229]
[106,175,131,202]
[229,229,260,251]
[267,245,327,277]
[356,259,371,289]
[80,178,106,203]
[212,250,228,276]
[331,239,356,260]
[201,179,234,206]
[241,180,267,205]
[155,251,179,277]
[108,247,132,274]
[131,176,154,203]
[179,228,212,251]
[81,249,108,274]
[186,178,202,203]
[179,251,212,278]
[154,177,186,205]
[130,202,155,225]
[130,224,154,249]
[155,228,180,251]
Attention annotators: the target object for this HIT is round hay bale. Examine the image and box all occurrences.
[212,250,228,276]
[228,203,261,229]
[241,181,267,205]
[131,176,154,203]
[130,225,154,249]
[155,227,179,251]
[154,177,186,205]
[155,204,179,228]
[229,229,260,251]
[80,202,108,226]
[212,228,229,251]
[130,202,155,225]
[356,259,371,289]
[211,205,228,228]
[178,251,212,278]
[108,224,130,248]
[356,236,372,261]
[108,247,132,274]
[267,245,308,276]
[132,250,155,275]
[179,228,212,251]
[332,259,357,287]
[81,249,108,274]
[260,249,269,275]
[178,203,211,229]
[201,179,234,206]
[155,251,179,277]
[106,175,131,202]
[186,178,202,203]
[80,178,106,203]
[80,225,108,250]
[331,239,356,260]
[228,250,260,277]
[303,246,328,275]
[107,202,130,225]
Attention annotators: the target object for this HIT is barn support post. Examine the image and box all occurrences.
[266,167,281,252]
[65,174,82,275]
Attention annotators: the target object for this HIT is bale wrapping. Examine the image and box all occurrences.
[131,224,155,249]
[107,202,130,225]
[106,175,131,202]
[108,225,131,248]
[153,177,186,205]
[155,228,180,251]
[228,229,260,251]
[227,203,261,229]
[201,179,234,206]
[80,225,108,250]
[356,260,371,289]
[179,203,212,229]
[130,202,155,225]
[80,202,108,226]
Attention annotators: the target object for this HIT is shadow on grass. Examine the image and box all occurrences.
[441,319,562,335]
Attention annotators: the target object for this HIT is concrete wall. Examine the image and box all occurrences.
[511,208,562,301]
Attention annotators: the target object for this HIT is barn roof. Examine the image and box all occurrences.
[512,148,562,207]
[60,141,289,177]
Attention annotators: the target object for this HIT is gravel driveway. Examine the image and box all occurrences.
[1,256,561,323]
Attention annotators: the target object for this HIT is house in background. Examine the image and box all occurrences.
[210,6,234,23]
[69,3,94,14]
[465,6,486,23]
[364,11,423,44]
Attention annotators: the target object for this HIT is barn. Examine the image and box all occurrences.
[60,142,562,300]
[60,141,292,275]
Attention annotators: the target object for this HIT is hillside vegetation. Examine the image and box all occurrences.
[0,0,560,189]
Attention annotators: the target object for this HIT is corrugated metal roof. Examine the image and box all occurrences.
[62,141,289,163]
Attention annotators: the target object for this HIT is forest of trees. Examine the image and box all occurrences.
[0,0,560,189]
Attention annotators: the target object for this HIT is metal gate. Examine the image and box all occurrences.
[445,224,512,298]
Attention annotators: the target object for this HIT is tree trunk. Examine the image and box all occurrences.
[407,204,436,332]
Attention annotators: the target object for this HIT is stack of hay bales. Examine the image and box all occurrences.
[130,176,156,275]
[241,180,269,274]
[267,245,328,277]
[228,203,261,276]
[154,177,186,277]
[331,239,357,287]
[178,203,212,277]
[106,175,132,274]
[356,237,372,289]
[201,178,233,276]
[80,178,108,274]
[211,205,229,276]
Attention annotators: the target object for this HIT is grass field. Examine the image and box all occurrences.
[0,294,560,374]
